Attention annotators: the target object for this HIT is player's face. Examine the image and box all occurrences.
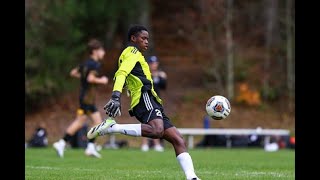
[134,30,149,52]
[96,48,105,60]
[149,62,159,71]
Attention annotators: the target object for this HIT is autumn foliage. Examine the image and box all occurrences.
[236,83,261,106]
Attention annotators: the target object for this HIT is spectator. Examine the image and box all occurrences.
[141,55,167,152]
[27,126,48,148]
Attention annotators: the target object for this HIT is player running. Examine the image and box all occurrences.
[53,39,108,158]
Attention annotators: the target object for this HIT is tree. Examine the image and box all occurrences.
[286,0,295,111]
[263,0,278,99]
[25,0,85,112]
[25,0,150,112]
[225,0,234,100]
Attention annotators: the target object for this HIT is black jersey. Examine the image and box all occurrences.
[78,58,101,105]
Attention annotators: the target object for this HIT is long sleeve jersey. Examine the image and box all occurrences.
[112,45,162,109]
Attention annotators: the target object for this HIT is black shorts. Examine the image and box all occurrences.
[131,91,174,130]
[77,103,98,115]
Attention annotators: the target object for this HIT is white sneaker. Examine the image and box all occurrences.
[87,117,116,139]
[141,144,149,152]
[85,143,101,158]
[53,139,66,158]
[154,144,164,152]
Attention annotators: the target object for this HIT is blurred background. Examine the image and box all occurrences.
[25,0,295,147]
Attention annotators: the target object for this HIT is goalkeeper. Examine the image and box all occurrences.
[87,25,201,180]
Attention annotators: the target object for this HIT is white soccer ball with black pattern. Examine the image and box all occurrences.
[206,95,231,120]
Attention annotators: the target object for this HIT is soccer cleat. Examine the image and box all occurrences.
[87,117,116,139]
[53,139,66,158]
[154,144,164,152]
[85,143,101,158]
[141,144,149,152]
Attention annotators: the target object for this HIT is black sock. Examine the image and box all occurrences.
[88,138,96,143]
[63,133,72,142]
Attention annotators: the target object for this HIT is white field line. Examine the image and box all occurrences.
[26,166,162,174]
[26,166,293,178]
[235,171,293,178]
[26,166,101,172]
[200,170,293,178]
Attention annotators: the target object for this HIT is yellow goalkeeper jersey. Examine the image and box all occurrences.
[112,45,162,109]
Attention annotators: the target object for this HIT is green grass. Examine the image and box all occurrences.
[25,147,295,180]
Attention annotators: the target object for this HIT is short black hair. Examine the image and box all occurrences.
[127,24,148,42]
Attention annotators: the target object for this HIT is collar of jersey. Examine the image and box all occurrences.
[127,43,141,52]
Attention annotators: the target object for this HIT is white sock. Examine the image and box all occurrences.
[177,152,197,179]
[109,124,142,136]
[59,139,66,146]
[87,142,95,149]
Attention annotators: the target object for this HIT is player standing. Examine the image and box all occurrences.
[141,55,167,152]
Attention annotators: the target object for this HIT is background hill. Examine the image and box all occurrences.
[25,0,295,144]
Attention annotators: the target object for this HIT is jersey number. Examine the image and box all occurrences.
[155,109,162,117]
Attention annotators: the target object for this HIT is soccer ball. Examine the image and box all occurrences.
[206,95,231,120]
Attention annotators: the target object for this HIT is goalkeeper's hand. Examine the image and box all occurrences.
[104,91,121,117]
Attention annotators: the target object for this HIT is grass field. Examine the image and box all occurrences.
[25,147,295,180]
